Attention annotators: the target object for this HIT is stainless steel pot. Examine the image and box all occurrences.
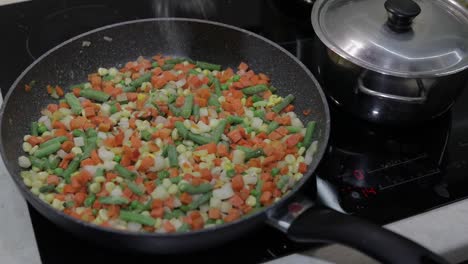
[311,0,468,124]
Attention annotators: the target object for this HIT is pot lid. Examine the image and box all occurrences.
[312,0,468,77]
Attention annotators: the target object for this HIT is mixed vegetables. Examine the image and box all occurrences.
[18,55,318,233]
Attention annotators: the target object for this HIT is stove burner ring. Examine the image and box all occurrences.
[26,5,123,59]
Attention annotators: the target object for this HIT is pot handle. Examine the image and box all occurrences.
[356,71,427,103]
[268,199,448,264]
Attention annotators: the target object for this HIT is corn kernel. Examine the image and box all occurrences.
[94,176,106,183]
[168,184,178,195]
[51,199,64,210]
[98,209,109,221]
[22,142,32,152]
[105,182,115,192]
[89,182,101,193]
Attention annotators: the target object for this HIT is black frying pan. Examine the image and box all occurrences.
[0,18,448,264]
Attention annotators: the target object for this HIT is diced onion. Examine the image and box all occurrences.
[73,137,85,147]
[213,183,234,200]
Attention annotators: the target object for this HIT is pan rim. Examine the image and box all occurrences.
[0,17,330,238]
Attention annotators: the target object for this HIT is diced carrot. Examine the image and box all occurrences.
[74,192,87,206]
[231,175,244,192]
[26,136,43,146]
[179,192,193,204]
[138,156,154,172]
[144,181,156,194]
[106,172,117,181]
[126,92,138,101]
[107,205,120,219]
[208,208,221,219]
[63,184,77,194]
[54,128,68,137]
[130,134,142,148]
[298,162,308,173]
[90,149,101,164]
[70,116,87,130]
[54,194,66,201]
[275,126,289,136]
[150,207,165,218]
[303,108,312,116]
[285,133,303,148]
[55,86,64,97]
[84,106,96,118]
[262,181,276,192]
[24,84,31,92]
[268,131,283,140]
[265,111,276,121]
[260,191,273,205]
[47,175,60,185]
[224,208,241,223]
[46,85,54,94]
[217,143,229,157]
[284,104,294,112]
[80,158,95,167]
[260,173,272,182]
[72,87,81,96]
[238,62,249,71]
[163,221,176,233]
[227,129,242,143]
[229,194,244,208]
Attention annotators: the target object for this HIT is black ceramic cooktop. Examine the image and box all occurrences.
[1,0,468,263]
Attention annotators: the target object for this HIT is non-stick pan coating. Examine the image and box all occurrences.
[0,18,330,253]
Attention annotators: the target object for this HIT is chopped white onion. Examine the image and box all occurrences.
[98,146,115,161]
[251,117,263,130]
[213,183,234,200]
[111,186,123,197]
[73,137,85,147]
[304,141,318,165]
[57,150,68,159]
[127,222,142,232]
[102,160,117,171]
[154,116,168,125]
[232,150,245,164]
[38,116,52,130]
[175,79,186,88]
[83,165,98,176]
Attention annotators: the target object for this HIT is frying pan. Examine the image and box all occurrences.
[0,18,448,264]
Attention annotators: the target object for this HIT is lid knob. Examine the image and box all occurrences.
[384,0,421,32]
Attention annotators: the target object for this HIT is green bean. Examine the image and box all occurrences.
[81,136,97,161]
[129,72,152,90]
[277,175,290,189]
[303,121,316,149]
[180,205,190,212]
[269,86,278,93]
[68,82,87,90]
[208,94,220,107]
[40,136,68,148]
[34,142,61,158]
[245,149,264,160]
[110,103,118,114]
[84,193,96,207]
[179,183,212,194]
[187,132,211,145]
[170,176,182,184]
[167,144,178,168]
[120,210,155,226]
[65,93,83,115]
[165,58,185,64]
[141,130,152,141]
[168,103,180,116]
[175,121,189,138]
[192,104,200,122]
[227,115,243,124]
[113,155,121,163]
[267,121,279,134]
[188,69,199,75]
[272,94,295,113]
[255,180,263,207]
[172,209,184,218]
[252,94,263,103]
[123,85,136,92]
[39,184,56,193]
[167,94,177,104]
[177,223,190,232]
[221,83,229,90]
[31,122,38,136]
[253,109,265,119]
[271,168,280,176]
[48,157,60,170]
[72,129,85,137]
[213,78,222,96]
[212,119,227,143]
[127,181,144,196]
[86,128,97,138]
[161,146,168,157]
[286,126,302,133]
[189,192,212,210]
[64,201,75,208]
[80,89,110,102]
[99,196,130,205]
[54,167,64,176]
[226,168,236,178]
[158,171,170,179]
[161,64,175,71]
[180,94,193,119]
[63,156,80,183]
[196,61,221,71]
[95,167,105,177]
[242,84,268,95]
[151,62,159,68]
[102,75,113,82]
[232,75,241,82]
[37,123,48,135]
[114,164,136,180]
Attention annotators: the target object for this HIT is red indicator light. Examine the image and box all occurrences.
[353,169,365,180]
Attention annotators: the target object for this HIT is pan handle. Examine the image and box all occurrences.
[268,200,448,264]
